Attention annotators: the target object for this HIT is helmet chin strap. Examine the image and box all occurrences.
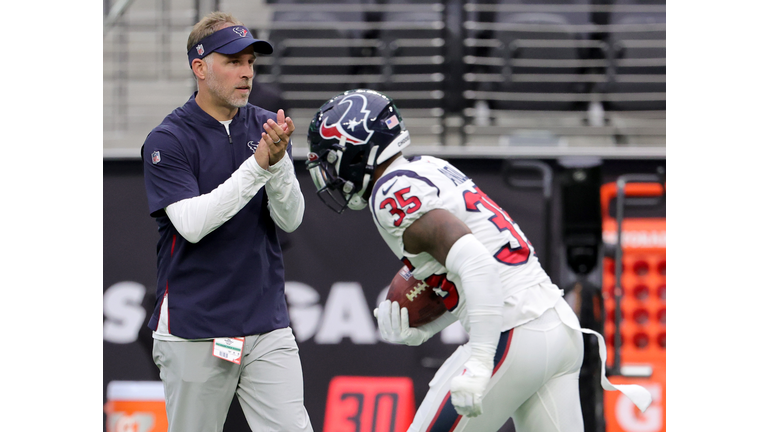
[345,144,379,211]
[332,135,347,175]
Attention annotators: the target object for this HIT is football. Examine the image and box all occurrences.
[386,266,448,327]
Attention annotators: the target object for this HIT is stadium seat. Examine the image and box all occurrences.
[603,0,666,111]
[373,1,447,111]
[464,0,593,112]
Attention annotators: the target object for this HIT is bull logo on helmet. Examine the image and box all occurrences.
[319,94,374,145]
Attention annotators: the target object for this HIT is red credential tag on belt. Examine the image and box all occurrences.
[212,337,245,364]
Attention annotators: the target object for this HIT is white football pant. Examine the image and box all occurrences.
[409,298,585,432]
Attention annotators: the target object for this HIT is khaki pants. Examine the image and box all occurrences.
[153,327,314,432]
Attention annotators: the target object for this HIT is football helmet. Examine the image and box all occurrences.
[306,89,411,213]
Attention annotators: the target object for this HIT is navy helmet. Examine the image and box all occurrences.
[306,89,411,213]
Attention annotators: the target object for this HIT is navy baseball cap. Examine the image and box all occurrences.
[187,25,273,66]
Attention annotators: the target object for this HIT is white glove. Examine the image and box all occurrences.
[450,357,492,417]
[374,300,430,346]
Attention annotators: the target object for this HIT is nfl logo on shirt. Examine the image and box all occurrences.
[152,151,161,164]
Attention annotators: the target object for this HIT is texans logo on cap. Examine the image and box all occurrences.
[319,94,374,145]
[233,27,248,37]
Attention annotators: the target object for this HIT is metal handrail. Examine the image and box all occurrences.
[464,91,665,102]
[465,4,665,13]
[270,3,444,13]
[464,21,665,33]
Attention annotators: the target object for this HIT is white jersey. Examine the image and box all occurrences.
[370,155,564,332]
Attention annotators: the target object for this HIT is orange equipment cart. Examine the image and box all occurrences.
[601,179,666,432]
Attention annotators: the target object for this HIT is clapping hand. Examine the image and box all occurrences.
[254,109,295,169]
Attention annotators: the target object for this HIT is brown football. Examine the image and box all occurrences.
[386,266,448,327]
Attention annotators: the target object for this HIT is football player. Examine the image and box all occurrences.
[306,89,651,432]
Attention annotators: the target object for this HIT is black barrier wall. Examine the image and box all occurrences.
[103,157,663,431]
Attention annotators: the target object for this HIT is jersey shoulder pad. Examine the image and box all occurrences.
[370,168,443,235]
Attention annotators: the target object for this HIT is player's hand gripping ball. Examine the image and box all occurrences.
[386,266,447,327]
